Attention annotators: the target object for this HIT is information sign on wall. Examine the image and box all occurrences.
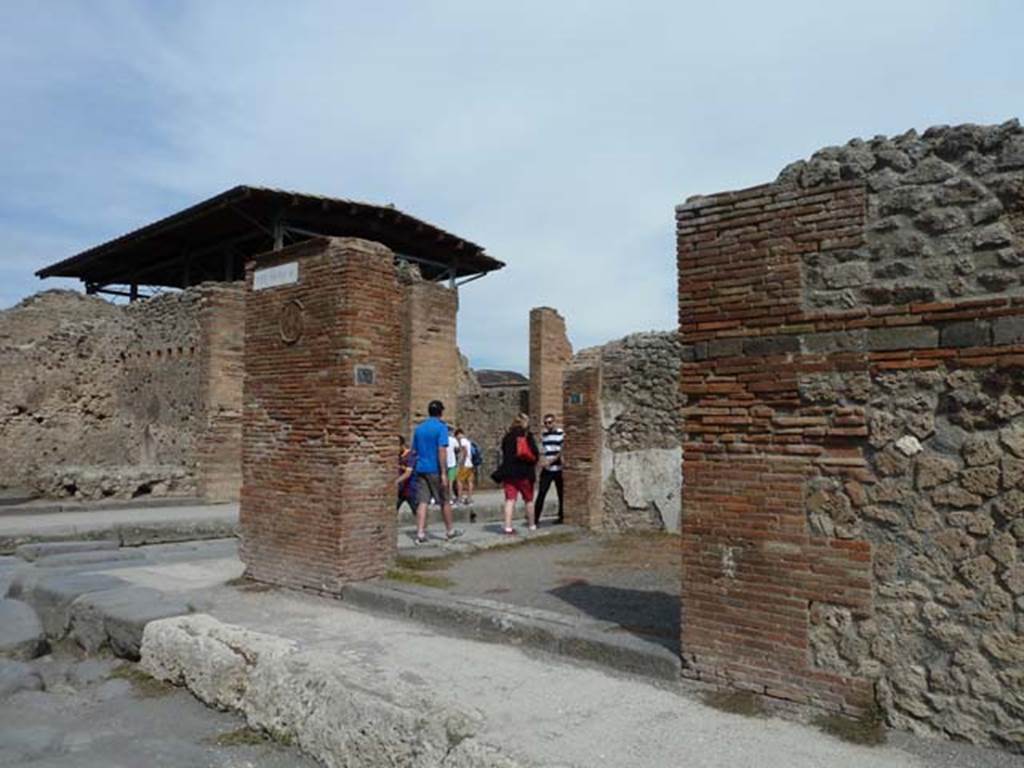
[253,262,299,291]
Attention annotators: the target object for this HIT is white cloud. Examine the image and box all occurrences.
[1,0,1021,369]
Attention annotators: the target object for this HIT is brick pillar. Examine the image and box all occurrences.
[529,307,572,430]
[240,237,401,593]
[400,271,459,437]
[196,282,244,502]
[562,359,602,528]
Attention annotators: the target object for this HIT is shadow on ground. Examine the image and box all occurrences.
[548,580,680,652]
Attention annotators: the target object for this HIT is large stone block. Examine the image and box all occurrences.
[867,326,939,351]
[68,586,192,659]
[939,321,991,348]
[9,571,128,639]
[993,316,1024,346]
[0,599,45,660]
[140,615,522,768]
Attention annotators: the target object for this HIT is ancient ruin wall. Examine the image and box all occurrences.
[529,307,572,429]
[0,285,244,500]
[399,266,459,437]
[457,382,529,488]
[563,332,682,532]
[678,121,1024,748]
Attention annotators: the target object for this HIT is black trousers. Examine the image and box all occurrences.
[535,469,563,521]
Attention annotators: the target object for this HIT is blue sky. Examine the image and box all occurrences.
[1,1,1021,371]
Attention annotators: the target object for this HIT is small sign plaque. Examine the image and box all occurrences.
[254,262,298,291]
[355,365,376,386]
[569,392,584,405]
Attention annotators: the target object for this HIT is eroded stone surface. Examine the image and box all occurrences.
[817,359,1024,748]
[140,614,529,768]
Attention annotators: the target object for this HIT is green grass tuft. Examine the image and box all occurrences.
[205,727,272,747]
[813,704,886,746]
[701,689,767,718]
[394,553,465,572]
[108,663,175,698]
[517,531,578,547]
[225,575,274,592]
[385,569,455,589]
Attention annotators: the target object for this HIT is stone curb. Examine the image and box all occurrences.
[0,496,209,517]
[342,581,682,683]
[15,539,120,561]
[396,523,580,558]
[0,518,238,555]
[397,500,510,525]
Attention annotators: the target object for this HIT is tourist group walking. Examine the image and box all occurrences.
[398,400,565,543]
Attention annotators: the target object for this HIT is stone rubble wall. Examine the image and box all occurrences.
[777,120,1024,310]
[563,332,682,532]
[456,383,529,489]
[0,284,244,500]
[678,120,1024,749]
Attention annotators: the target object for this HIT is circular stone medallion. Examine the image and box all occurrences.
[279,299,304,344]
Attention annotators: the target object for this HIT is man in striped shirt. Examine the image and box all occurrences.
[535,413,565,525]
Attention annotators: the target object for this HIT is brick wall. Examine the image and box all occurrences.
[240,237,401,593]
[678,122,1024,747]
[400,265,459,437]
[196,283,245,501]
[529,307,572,430]
[562,355,603,528]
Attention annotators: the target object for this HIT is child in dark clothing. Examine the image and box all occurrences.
[396,435,417,514]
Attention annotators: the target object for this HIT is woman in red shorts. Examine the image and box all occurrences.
[496,413,540,534]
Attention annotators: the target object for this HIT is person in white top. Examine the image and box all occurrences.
[446,427,459,500]
[454,428,474,505]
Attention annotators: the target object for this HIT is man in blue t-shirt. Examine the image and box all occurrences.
[412,400,462,544]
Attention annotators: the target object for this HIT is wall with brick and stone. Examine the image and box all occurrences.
[240,237,401,592]
[0,285,244,501]
[562,332,682,532]
[678,120,1024,749]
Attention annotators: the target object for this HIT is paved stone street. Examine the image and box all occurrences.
[1,533,1019,767]
[0,651,319,767]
